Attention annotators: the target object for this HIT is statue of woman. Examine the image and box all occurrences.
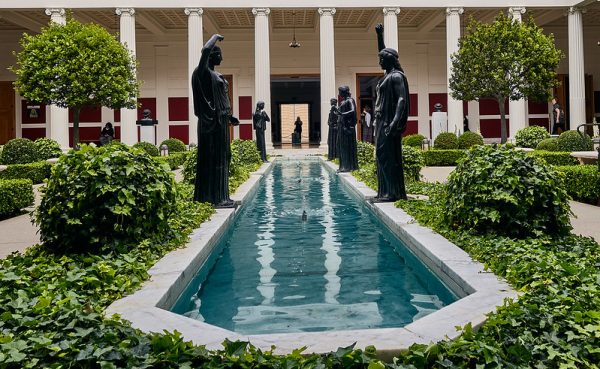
[337,86,359,172]
[191,34,239,207]
[373,24,409,201]
[253,101,269,162]
[327,97,339,160]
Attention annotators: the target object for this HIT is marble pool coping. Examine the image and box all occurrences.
[106,157,517,360]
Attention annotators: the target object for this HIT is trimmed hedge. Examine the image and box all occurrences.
[433,132,458,149]
[528,150,579,166]
[0,138,38,164]
[536,137,559,151]
[557,130,593,152]
[423,149,466,166]
[457,131,484,149]
[356,141,375,166]
[34,138,62,160]
[0,161,53,184]
[133,141,159,157]
[402,134,425,148]
[515,125,550,148]
[556,165,600,205]
[154,152,189,170]
[159,138,186,153]
[0,178,34,217]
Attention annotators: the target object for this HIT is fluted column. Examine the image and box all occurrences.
[382,8,400,52]
[116,8,137,145]
[319,8,336,147]
[253,8,272,148]
[508,7,528,140]
[45,8,69,148]
[446,7,464,135]
[185,8,203,145]
[568,7,586,129]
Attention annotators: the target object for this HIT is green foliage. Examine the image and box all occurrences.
[159,138,186,153]
[352,163,377,191]
[536,137,559,151]
[450,14,562,143]
[402,134,425,149]
[0,161,53,184]
[433,132,458,149]
[0,138,38,164]
[34,138,62,160]
[35,144,177,252]
[557,130,594,152]
[0,179,33,217]
[528,150,579,166]
[515,125,550,148]
[556,165,600,205]
[154,151,190,170]
[444,145,571,238]
[132,141,159,157]
[457,131,483,149]
[402,145,424,182]
[12,18,139,147]
[356,141,375,166]
[423,149,466,166]
[183,148,197,184]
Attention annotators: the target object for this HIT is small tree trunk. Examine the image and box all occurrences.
[498,97,507,144]
[73,106,81,149]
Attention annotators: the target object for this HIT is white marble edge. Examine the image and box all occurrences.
[106,156,517,359]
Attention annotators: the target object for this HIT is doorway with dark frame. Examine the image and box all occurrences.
[0,82,16,145]
[356,74,382,144]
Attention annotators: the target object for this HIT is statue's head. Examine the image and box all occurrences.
[338,85,350,98]
[330,98,338,106]
[256,101,265,110]
[378,48,401,71]
[143,109,151,119]
[209,46,223,66]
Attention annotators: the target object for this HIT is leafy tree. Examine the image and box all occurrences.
[12,18,139,148]
[450,14,562,143]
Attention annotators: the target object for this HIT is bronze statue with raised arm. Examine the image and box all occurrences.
[337,86,359,172]
[373,23,409,201]
[253,101,269,162]
[191,34,239,207]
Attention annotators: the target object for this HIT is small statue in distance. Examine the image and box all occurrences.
[327,97,339,160]
[337,85,359,172]
[253,101,269,162]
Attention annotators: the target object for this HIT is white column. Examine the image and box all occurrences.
[446,7,464,135]
[116,8,137,145]
[416,43,430,137]
[508,7,528,140]
[155,45,169,145]
[319,8,336,148]
[382,8,400,52]
[568,7,586,129]
[45,8,69,148]
[185,8,203,145]
[252,8,272,148]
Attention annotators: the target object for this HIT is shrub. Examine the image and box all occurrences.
[557,130,593,152]
[159,138,186,153]
[231,139,262,169]
[402,145,424,181]
[356,141,375,166]
[35,144,177,252]
[34,137,62,160]
[402,134,425,149]
[515,125,550,148]
[423,149,466,166]
[528,150,579,166]
[444,145,571,238]
[433,132,458,149]
[133,141,159,157]
[0,178,34,217]
[0,161,53,184]
[457,131,483,149]
[183,148,197,184]
[556,165,600,205]
[536,137,559,151]
[0,138,38,164]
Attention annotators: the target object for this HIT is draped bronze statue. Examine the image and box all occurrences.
[327,97,339,160]
[337,86,359,172]
[192,34,239,207]
[374,24,409,201]
[253,101,269,162]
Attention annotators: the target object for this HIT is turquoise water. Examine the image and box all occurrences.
[171,159,457,334]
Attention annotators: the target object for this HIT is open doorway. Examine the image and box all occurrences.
[356,74,382,143]
[280,104,309,144]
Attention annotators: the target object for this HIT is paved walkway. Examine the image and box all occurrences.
[1,160,598,259]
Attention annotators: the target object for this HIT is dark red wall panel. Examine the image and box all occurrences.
[479,119,509,138]
[69,126,102,144]
[479,98,510,116]
[239,124,253,140]
[529,119,550,129]
[528,100,549,115]
[21,127,46,140]
[69,106,101,123]
[169,97,189,121]
[113,109,120,122]
[409,94,418,117]
[22,101,46,124]
[169,125,189,145]
[429,93,447,113]
[402,121,418,136]
[239,96,253,120]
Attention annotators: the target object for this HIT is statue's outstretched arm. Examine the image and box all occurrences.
[198,34,224,69]
[375,24,385,52]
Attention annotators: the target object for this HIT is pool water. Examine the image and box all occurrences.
[171,159,457,334]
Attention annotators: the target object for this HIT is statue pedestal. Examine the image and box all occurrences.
[431,112,448,146]
[136,119,158,145]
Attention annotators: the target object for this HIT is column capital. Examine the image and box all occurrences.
[184,8,203,16]
[44,8,65,17]
[446,7,464,16]
[318,8,336,16]
[383,7,400,16]
[508,7,526,16]
[116,8,135,17]
[252,8,271,16]
[568,6,585,15]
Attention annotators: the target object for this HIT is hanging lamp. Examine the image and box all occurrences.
[289,11,301,48]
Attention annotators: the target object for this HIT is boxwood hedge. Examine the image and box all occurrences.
[556,164,600,205]
[0,178,34,217]
[423,149,466,166]
[0,161,53,184]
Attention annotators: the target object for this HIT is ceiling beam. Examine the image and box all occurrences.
[417,10,445,33]
[136,11,167,35]
[202,12,221,35]
[530,9,565,26]
[0,11,46,33]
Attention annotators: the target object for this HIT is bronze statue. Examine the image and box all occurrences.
[327,98,339,160]
[337,86,359,172]
[191,34,239,207]
[373,24,409,201]
[253,101,269,162]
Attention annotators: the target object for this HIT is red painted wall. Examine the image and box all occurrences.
[169,125,189,144]
[239,96,253,120]
[169,97,189,121]
[239,124,253,140]
[69,106,101,123]
[22,101,46,124]
[21,128,46,140]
